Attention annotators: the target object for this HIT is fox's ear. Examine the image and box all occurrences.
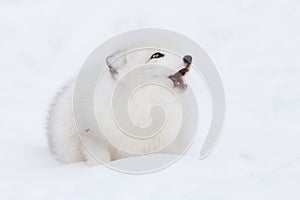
[105,51,127,70]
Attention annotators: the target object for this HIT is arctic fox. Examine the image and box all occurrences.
[47,48,192,166]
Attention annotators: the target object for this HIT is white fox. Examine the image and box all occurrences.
[47,48,192,166]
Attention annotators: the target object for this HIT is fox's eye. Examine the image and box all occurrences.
[150,52,164,59]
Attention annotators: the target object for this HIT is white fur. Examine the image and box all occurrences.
[47,49,186,166]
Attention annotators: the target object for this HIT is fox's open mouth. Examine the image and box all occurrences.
[168,55,192,89]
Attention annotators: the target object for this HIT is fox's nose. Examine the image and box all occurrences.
[183,55,192,65]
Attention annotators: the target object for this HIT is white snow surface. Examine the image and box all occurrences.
[0,0,300,199]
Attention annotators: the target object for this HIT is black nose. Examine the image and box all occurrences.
[183,55,192,65]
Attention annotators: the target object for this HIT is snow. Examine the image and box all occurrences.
[0,0,300,199]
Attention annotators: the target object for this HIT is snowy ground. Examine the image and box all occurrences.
[1,0,300,199]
